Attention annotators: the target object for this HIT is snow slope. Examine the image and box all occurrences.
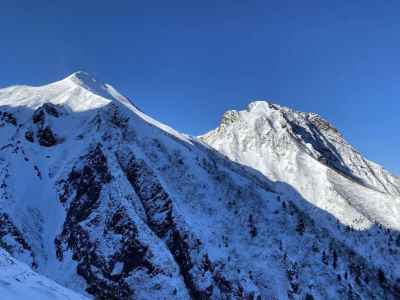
[0,248,88,300]
[0,73,399,299]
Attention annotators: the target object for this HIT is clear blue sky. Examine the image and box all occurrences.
[0,1,399,175]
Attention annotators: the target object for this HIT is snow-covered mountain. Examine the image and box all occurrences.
[0,73,399,299]
[202,101,400,196]
[201,101,400,227]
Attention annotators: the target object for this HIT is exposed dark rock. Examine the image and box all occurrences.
[2,112,17,126]
[37,126,57,147]
[248,214,257,238]
[33,103,60,125]
[0,213,36,268]
[57,145,111,219]
[32,109,45,124]
[25,131,34,143]
[109,105,129,128]
[43,103,60,117]
[55,145,158,299]
[107,208,157,277]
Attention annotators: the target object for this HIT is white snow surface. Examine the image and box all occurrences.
[0,248,88,300]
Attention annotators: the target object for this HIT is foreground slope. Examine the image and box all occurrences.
[0,73,399,299]
[0,248,88,300]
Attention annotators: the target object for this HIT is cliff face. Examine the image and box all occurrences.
[0,74,399,299]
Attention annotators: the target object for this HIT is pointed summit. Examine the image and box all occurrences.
[202,100,400,198]
[65,71,109,97]
[68,70,97,82]
[63,71,136,110]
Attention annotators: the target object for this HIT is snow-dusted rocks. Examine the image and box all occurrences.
[0,74,399,299]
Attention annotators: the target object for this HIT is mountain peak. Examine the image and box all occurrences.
[67,71,98,84]
[0,71,138,113]
[64,71,138,110]
[247,100,281,111]
[64,71,111,97]
[203,100,400,197]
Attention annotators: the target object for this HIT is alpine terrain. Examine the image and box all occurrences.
[0,72,399,299]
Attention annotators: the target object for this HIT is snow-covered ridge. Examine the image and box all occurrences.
[0,72,192,145]
[0,71,126,112]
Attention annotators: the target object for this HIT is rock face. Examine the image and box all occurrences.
[0,73,399,299]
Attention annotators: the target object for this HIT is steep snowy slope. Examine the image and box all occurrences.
[201,101,400,229]
[202,101,400,197]
[0,248,88,300]
[0,74,399,299]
